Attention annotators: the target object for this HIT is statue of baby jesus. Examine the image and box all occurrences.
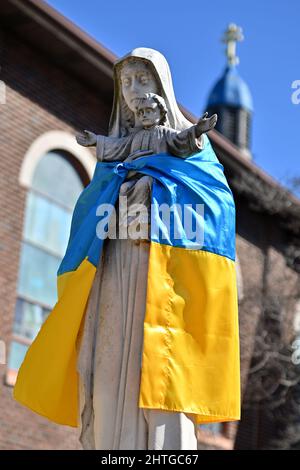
[76,93,217,162]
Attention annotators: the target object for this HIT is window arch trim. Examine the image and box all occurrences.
[19,130,95,188]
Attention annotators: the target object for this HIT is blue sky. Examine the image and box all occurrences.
[47,0,300,190]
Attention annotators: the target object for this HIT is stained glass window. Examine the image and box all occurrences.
[7,152,84,385]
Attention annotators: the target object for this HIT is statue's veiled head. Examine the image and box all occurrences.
[109,47,193,136]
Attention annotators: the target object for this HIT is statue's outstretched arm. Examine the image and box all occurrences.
[194,112,218,138]
[76,130,131,162]
[167,112,218,157]
[76,130,97,147]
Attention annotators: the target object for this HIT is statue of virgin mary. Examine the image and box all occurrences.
[77,48,204,450]
[14,47,240,451]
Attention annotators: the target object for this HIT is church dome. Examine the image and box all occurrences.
[207,64,253,112]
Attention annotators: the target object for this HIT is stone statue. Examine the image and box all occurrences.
[13,47,240,446]
[75,48,217,450]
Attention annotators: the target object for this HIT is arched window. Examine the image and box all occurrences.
[7,151,85,385]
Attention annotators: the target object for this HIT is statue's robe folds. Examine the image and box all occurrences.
[96,124,203,161]
[13,136,240,439]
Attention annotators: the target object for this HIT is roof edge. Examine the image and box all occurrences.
[8,0,116,76]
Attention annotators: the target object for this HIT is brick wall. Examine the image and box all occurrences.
[234,197,300,449]
[0,28,110,450]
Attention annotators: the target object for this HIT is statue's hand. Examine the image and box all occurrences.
[195,112,218,137]
[76,130,97,147]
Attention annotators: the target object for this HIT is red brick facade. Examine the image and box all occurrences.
[0,27,110,450]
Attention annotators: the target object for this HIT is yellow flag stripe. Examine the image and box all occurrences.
[13,258,96,426]
[139,242,240,423]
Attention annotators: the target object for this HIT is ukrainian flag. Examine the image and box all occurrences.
[14,135,240,426]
